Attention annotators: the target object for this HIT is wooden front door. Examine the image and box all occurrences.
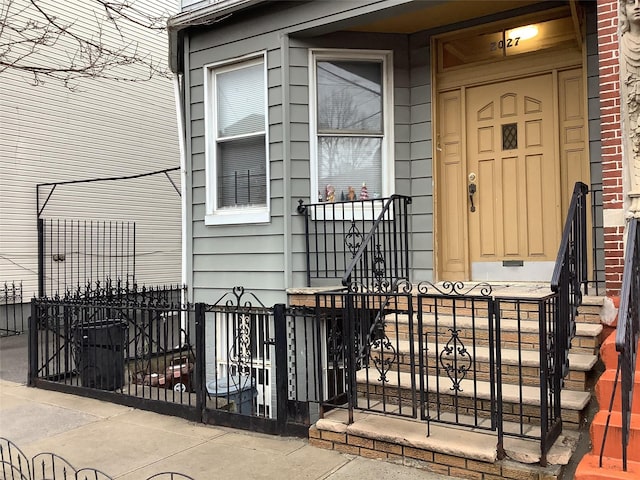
[437,69,588,282]
[466,74,559,280]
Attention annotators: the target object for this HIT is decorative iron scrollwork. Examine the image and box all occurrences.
[346,277,412,295]
[370,332,396,383]
[327,320,345,368]
[439,328,472,392]
[417,281,492,297]
[211,285,266,309]
[363,314,397,383]
[229,313,252,372]
[345,221,363,257]
[372,244,385,282]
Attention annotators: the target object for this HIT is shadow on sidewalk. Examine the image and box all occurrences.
[0,333,29,384]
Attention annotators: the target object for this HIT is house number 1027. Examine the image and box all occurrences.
[490,37,521,51]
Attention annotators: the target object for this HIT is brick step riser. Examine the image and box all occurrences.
[373,355,593,391]
[357,387,584,428]
[387,325,601,355]
[297,294,603,323]
[309,427,555,480]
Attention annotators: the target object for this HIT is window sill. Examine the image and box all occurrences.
[205,207,270,226]
[309,199,388,222]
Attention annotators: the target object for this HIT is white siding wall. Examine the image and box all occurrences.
[0,0,181,296]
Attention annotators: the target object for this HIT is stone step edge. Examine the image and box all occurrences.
[389,339,598,372]
[355,369,591,411]
[313,408,577,468]
[314,410,499,463]
[390,313,603,338]
[288,287,605,305]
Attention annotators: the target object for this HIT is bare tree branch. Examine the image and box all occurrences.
[0,0,173,89]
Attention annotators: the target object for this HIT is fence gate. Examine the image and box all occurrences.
[416,282,502,444]
[198,287,319,435]
[37,218,136,297]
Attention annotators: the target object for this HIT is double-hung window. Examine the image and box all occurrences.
[310,50,393,204]
[205,53,269,225]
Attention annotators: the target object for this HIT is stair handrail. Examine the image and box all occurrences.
[551,181,589,292]
[615,217,640,471]
[341,194,412,290]
[551,182,589,379]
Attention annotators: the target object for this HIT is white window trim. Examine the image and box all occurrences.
[308,49,395,210]
[204,52,270,226]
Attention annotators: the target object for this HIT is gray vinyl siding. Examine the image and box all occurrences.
[184,3,406,304]
[287,32,413,289]
[184,0,596,299]
[407,31,434,282]
[0,0,180,297]
[585,3,605,289]
[188,25,286,306]
[187,6,432,299]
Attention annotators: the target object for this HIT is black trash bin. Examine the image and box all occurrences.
[76,320,127,390]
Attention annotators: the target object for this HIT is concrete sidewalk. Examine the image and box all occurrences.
[0,379,449,479]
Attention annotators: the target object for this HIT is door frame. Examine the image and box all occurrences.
[432,11,588,282]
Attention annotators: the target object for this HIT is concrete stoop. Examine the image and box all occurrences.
[293,287,607,479]
[310,408,575,480]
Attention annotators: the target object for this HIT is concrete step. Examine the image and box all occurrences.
[382,338,598,391]
[575,454,640,480]
[589,410,640,463]
[310,408,573,478]
[355,368,591,428]
[577,296,608,324]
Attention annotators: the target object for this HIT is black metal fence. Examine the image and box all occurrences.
[314,281,564,465]
[1,282,28,337]
[38,218,136,297]
[314,284,415,424]
[297,195,411,288]
[0,437,194,480]
[29,283,320,436]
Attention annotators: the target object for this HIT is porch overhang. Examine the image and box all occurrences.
[167,0,557,73]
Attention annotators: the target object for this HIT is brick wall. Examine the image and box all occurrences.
[597,0,625,295]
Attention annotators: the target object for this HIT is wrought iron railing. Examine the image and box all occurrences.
[2,282,27,337]
[37,218,137,297]
[314,281,416,424]
[615,217,640,471]
[297,195,411,289]
[30,282,197,411]
[551,182,589,381]
[29,283,320,437]
[314,280,562,464]
[590,185,606,295]
[600,218,640,471]
[0,437,194,480]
